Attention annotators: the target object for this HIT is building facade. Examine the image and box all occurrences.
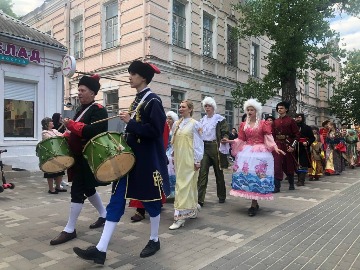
[0,12,67,170]
[21,0,339,134]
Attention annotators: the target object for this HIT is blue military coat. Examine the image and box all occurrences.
[124,89,170,201]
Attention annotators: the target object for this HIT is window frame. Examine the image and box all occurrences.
[250,43,260,77]
[225,100,234,127]
[172,0,186,48]
[203,12,214,57]
[103,1,119,50]
[315,78,319,98]
[171,90,185,115]
[304,71,309,95]
[3,79,36,138]
[227,24,238,67]
[73,18,84,59]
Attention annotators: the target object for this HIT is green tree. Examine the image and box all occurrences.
[0,0,18,18]
[231,0,360,115]
[329,50,360,124]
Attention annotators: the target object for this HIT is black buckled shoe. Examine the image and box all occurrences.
[218,198,225,203]
[248,206,258,217]
[50,230,76,245]
[89,217,106,229]
[140,239,160,258]
[73,246,106,265]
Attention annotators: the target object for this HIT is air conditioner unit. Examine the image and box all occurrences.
[106,104,118,112]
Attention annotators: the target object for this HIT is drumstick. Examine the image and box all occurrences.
[91,110,135,125]
[91,115,119,124]
[57,123,65,131]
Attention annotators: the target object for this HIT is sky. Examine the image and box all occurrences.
[11,0,360,51]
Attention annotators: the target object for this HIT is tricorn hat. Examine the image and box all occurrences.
[128,60,161,84]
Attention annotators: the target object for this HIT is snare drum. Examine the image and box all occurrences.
[83,132,135,183]
[36,136,74,173]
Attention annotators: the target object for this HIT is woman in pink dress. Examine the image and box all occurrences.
[222,99,284,217]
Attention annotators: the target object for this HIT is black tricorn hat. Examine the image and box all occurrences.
[78,74,101,94]
[128,60,161,84]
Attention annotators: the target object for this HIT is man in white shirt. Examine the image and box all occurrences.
[198,97,229,206]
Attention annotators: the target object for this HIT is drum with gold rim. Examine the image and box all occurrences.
[36,136,74,173]
[83,132,135,183]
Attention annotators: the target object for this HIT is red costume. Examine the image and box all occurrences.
[319,127,328,151]
[273,115,300,180]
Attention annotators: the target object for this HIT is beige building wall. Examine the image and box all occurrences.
[22,0,338,128]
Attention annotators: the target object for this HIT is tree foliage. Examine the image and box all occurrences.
[329,50,360,124]
[0,0,18,18]
[231,0,360,115]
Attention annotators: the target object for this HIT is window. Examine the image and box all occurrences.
[171,90,185,115]
[315,116,319,126]
[105,90,118,113]
[304,71,309,95]
[105,91,118,105]
[327,81,332,99]
[70,96,80,110]
[225,100,234,127]
[227,25,238,67]
[272,109,276,117]
[105,2,118,49]
[250,43,259,77]
[4,80,35,137]
[203,13,213,57]
[172,0,186,48]
[74,19,83,59]
[315,78,319,98]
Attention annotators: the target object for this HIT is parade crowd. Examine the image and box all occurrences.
[37,60,360,265]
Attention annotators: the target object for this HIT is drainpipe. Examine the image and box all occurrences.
[142,0,146,60]
[64,0,71,104]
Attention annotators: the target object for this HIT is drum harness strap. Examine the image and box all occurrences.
[124,91,152,142]
[113,91,152,193]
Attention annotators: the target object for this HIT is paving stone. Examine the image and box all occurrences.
[3,169,360,269]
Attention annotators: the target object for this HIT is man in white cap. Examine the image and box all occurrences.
[198,97,229,206]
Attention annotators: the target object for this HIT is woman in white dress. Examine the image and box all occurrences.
[222,99,284,216]
[169,100,204,230]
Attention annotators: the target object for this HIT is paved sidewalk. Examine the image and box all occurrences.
[0,167,359,269]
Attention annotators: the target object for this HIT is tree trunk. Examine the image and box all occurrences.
[281,71,298,117]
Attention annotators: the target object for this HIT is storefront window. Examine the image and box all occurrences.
[4,80,35,137]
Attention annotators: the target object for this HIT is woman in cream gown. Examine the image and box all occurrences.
[169,100,204,230]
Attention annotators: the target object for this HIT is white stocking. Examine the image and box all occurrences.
[88,192,106,218]
[96,221,117,252]
[150,214,160,242]
[64,202,83,233]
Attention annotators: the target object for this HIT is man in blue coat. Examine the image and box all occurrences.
[73,60,169,265]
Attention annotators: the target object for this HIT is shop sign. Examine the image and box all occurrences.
[0,42,41,65]
[62,55,76,77]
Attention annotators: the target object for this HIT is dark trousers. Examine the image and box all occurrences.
[198,142,226,203]
[273,146,296,179]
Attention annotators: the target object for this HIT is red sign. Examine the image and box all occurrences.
[0,42,41,64]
